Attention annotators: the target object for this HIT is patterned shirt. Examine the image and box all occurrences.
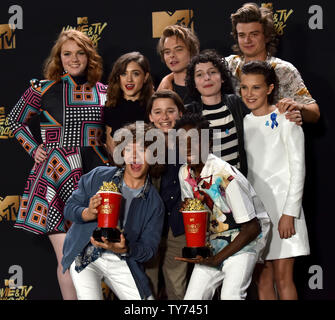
[9,74,107,153]
[179,154,270,262]
[7,74,107,235]
[226,54,316,105]
[74,170,149,273]
[202,103,240,170]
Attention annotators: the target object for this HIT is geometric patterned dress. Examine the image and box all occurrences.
[8,73,107,234]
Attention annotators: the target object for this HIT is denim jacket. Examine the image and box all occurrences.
[61,166,165,299]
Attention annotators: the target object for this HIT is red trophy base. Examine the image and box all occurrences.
[182,210,210,258]
[92,227,121,243]
[93,191,122,243]
[182,246,211,259]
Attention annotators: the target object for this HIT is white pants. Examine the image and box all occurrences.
[70,251,142,300]
[184,252,257,300]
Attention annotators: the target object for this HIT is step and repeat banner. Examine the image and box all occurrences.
[0,0,334,300]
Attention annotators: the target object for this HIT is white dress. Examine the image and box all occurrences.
[244,108,310,260]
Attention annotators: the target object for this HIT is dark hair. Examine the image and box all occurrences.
[175,113,213,152]
[230,2,278,56]
[113,122,165,178]
[175,112,209,131]
[146,89,186,119]
[185,49,234,100]
[241,60,278,104]
[106,52,154,107]
[157,24,200,61]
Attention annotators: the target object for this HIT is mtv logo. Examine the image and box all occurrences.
[77,17,88,25]
[152,9,194,38]
[261,3,274,11]
[0,107,14,139]
[0,24,16,50]
[0,195,21,222]
[4,279,15,287]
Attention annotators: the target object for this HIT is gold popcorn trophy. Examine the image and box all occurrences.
[92,182,122,242]
[180,198,211,258]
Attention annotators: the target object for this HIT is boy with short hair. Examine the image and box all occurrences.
[156,24,200,103]
[227,2,320,123]
[175,113,270,300]
[61,122,165,300]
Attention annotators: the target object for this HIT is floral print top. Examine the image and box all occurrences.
[179,154,270,263]
[226,54,316,105]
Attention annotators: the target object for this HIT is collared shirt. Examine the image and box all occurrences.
[226,54,316,105]
[179,154,270,262]
[62,166,164,299]
[74,177,145,273]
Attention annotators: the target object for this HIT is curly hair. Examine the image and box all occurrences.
[175,112,210,131]
[174,113,213,153]
[157,24,200,62]
[241,60,278,105]
[185,49,234,100]
[43,29,103,86]
[105,52,154,108]
[230,2,278,56]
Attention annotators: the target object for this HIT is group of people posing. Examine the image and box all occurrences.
[8,3,319,300]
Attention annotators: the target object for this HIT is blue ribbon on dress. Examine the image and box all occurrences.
[270,112,279,129]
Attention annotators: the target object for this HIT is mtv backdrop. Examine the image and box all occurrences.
[0,0,334,300]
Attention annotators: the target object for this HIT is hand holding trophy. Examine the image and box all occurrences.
[179,198,211,259]
[92,181,122,243]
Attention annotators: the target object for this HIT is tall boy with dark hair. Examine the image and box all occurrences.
[227,2,320,123]
[156,24,200,103]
